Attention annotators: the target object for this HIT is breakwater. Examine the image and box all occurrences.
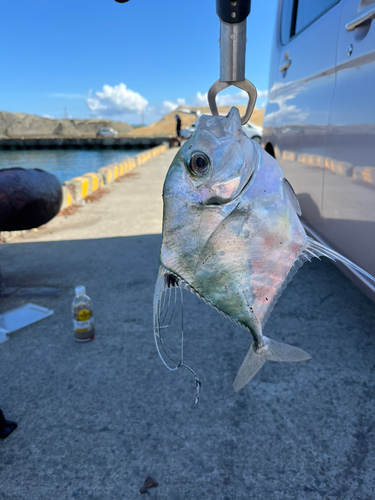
[0,137,168,150]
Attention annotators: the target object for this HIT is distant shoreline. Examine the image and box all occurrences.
[0,111,133,139]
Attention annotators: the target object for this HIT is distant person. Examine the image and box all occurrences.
[175,114,181,138]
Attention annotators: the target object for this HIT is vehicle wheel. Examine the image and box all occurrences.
[265,142,276,158]
[252,136,261,144]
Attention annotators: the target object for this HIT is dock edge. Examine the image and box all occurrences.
[60,144,168,210]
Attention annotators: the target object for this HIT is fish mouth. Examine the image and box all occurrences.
[153,265,201,404]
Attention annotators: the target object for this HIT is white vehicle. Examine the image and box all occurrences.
[180,123,197,138]
[262,0,375,301]
[242,122,263,143]
[96,127,118,138]
[181,121,263,142]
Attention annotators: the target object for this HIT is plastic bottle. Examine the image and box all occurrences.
[72,286,95,342]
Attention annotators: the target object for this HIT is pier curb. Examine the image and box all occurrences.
[61,144,168,210]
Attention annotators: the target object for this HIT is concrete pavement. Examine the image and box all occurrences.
[0,148,374,500]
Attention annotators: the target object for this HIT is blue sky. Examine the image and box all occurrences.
[1,0,278,125]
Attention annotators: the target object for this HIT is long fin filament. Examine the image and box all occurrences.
[306,237,375,286]
[153,266,201,403]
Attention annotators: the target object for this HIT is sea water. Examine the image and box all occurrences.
[0,149,142,184]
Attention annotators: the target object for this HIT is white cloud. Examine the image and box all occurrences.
[195,89,268,108]
[216,89,268,106]
[162,98,186,113]
[262,82,308,126]
[257,89,269,99]
[86,83,148,116]
[42,114,54,119]
[216,91,244,106]
[195,92,208,105]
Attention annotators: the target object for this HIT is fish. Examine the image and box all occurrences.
[153,107,375,397]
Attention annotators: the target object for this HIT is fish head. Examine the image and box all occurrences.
[163,107,257,207]
[160,107,259,294]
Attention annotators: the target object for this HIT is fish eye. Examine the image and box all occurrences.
[188,152,210,176]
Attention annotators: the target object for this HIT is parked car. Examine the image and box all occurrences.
[242,122,263,143]
[180,123,197,138]
[262,0,375,301]
[96,127,118,138]
[181,121,263,142]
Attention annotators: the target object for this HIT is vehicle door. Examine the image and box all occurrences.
[269,0,343,229]
[321,0,375,281]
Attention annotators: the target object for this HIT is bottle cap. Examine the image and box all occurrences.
[75,286,86,296]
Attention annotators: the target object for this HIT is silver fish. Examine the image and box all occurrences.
[153,107,375,395]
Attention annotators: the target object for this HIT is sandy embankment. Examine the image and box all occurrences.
[0,111,133,139]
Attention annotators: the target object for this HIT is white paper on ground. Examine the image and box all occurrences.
[0,303,54,345]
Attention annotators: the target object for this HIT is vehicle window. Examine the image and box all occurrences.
[281,0,339,44]
[294,0,339,35]
[281,0,295,45]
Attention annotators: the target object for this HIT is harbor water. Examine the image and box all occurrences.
[0,149,142,184]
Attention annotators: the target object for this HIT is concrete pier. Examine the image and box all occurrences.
[0,149,374,499]
[0,136,169,150]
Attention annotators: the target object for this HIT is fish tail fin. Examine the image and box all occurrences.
[233,336,311,392]
[233,345,266,391]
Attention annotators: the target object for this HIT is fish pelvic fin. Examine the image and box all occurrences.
[233,336,311,392]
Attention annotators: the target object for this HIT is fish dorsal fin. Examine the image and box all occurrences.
[224,107,243,138]
[283,178,301,216]
[304,237,375,287]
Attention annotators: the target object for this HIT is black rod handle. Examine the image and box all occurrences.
[216,0,251,24]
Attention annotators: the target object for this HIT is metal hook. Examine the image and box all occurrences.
[207,79,257,125]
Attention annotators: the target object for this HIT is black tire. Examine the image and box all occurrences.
[252,136,261,144]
